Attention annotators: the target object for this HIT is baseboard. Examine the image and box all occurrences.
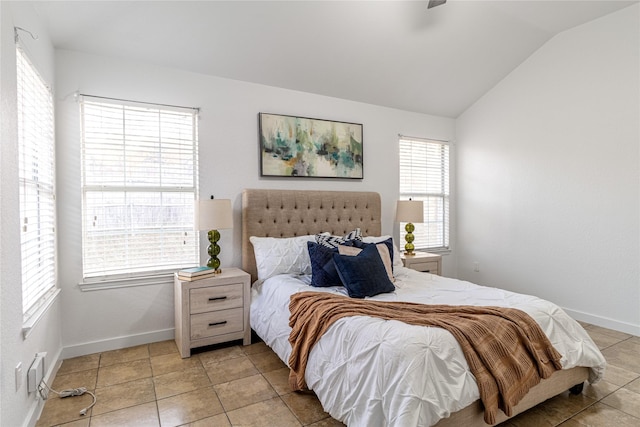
[61,328,175,359]
[24,347,63,427]
[562,307,640,336]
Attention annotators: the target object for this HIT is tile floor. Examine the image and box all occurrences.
[36,323,640,427]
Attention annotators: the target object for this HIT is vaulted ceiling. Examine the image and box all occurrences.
[33,0,636,117]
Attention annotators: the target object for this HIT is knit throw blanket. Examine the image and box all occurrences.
[288,291,563,425]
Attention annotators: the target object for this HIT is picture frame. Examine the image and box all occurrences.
[259,113,363,179]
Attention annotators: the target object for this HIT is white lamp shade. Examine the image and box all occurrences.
[396,200,424,223]
[195,199,233,231]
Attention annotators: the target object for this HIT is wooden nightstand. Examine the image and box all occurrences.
[401,252,442,275]
[174,267,251,358]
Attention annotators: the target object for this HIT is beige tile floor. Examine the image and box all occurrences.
[36,323,640,427]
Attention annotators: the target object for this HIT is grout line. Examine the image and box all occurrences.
[277,394,302,426]
[597,401,640,420]
[154,398,161,427]
[150,363,159,410]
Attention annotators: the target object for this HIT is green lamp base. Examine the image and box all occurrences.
[206,229,222,273]
[404,222,416,255]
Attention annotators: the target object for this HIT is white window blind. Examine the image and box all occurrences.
[17,46,57,319]
[399,136,450,251]
[80,96,199,281]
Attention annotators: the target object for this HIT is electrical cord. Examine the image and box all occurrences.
[38,380,97,416]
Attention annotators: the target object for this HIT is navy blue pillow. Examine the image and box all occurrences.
[333,244,396,298]
[353,238,394,267]
[307,241,349,287]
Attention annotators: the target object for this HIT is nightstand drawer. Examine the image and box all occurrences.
[190,284,243,314]
[410,261,439,273]
[190,308,244,340]
[402,252,442,275]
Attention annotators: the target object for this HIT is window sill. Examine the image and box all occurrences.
[78,272,175,291]
[416,248,451,255]
[23,288,62,339]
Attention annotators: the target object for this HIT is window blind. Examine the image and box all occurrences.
[399,137,450,251]
[80,96,199,280]
[17,46,57,319]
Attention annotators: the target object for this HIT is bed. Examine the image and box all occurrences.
[242,188,606,427]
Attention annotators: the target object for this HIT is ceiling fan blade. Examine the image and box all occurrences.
[428,0,447,9]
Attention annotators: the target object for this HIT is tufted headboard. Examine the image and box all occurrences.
[242,189,382,282]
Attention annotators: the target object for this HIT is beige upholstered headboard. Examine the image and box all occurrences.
[242,189,382,282]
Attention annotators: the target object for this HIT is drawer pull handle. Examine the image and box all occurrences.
[208,296,227,302]
[208,321,227,327]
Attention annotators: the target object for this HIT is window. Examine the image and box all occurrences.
[80,96,199,284]
[17,46,57,320]
[399,136,450,251]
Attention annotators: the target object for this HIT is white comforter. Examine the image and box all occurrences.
[250,267,606,427]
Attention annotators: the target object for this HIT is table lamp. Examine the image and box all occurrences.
[396,199,424,255]
[195,196,233,272]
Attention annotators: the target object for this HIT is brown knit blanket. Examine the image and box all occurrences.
[288,291,563,425]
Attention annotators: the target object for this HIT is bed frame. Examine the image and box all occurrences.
[241,188,588,426]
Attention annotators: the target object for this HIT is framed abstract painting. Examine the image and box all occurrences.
[259,113,363,179]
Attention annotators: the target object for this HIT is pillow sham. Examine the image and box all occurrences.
[307,241,352,287]
[362,235,403,269]
[338,242,394,283]
[316,228,362,248]
[250,234,327,280]
[333,244,396,298]
[353,238,395,272]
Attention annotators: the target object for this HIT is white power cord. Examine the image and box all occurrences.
[38,380,97,416]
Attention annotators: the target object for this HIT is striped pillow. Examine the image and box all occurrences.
[315,229,362,248]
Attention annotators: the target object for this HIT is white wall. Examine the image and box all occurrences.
[1,3,63,427]
[456,5,639,335]
[55,50,455,356]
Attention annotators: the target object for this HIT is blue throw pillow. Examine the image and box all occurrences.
[308,241,348,287]
[333,244,396,298]
[353,237,394,267]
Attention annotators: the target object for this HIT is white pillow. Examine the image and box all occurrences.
[250,234,328,280]
[362,235,404,269]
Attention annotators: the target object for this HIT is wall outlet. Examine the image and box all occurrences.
[27,352,46,393]
[473,262,480,272]
[15,363,23,392]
